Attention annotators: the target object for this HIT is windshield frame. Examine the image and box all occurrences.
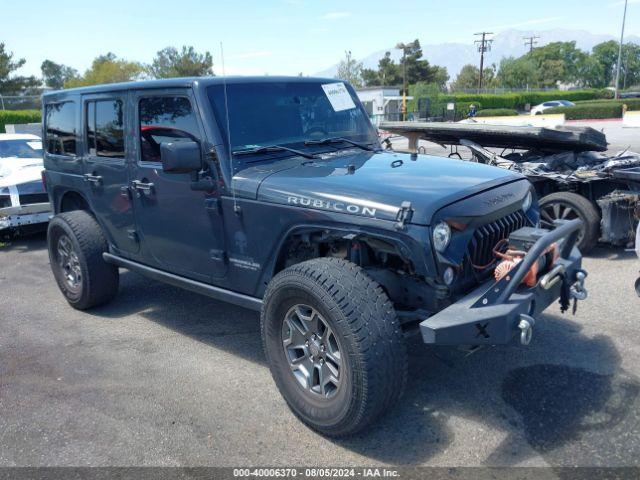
[206,80,379,168]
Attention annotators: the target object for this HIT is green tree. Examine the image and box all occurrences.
[431,66,449,91]
[148,46,213,78]
[0,43,39,93]
[397,39,441,86]
[497,56,538,88]
[620,43,640,88]
[378,51,401,85]
[335,50,363,87]
[361,68,379,86]
[360,51,403,87]
[65,52,143,88]
[591,40,619,88]
[452,64,496,91]
[575,54,605,88]
[41,60,79,89]
[528,41,585,87]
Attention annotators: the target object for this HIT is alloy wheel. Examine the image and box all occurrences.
[57,235,82,293]
[281,304,342,399]
[540,201,585,245]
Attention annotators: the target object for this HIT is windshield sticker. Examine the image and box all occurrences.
[27,141,42,150]
[321,83,356,112]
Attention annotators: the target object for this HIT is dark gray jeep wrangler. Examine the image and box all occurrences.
[42,77,588,436]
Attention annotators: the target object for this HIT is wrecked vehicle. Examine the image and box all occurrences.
[0,134,51,237]
[43,77,588,436]
[381,121,640,253]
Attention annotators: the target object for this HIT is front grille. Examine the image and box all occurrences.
[466,210,528,268]
[18,193,49,205]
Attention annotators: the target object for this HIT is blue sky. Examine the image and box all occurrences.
[3,0,636,78]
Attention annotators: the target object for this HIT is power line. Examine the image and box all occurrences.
[523,35,540,53]
[474,32,493,92]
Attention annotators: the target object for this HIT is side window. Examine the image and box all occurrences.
[138,96,200,163]
[45,101,77,156]
[86,99,124,158]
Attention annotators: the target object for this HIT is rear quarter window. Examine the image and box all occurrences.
[45,101,78,156]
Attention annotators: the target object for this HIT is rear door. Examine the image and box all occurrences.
[82,93,139,255]
[130,89,227,282]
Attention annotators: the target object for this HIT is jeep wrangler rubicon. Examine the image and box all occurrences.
[42,77,588,436]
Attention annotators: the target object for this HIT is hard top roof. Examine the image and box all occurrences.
[42,76,339,100]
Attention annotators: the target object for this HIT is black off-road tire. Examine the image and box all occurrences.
[261,258,407,437]
[539,192,601,253]
[47,210,119,310]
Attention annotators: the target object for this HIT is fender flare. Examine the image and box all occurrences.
[254,221,426,297]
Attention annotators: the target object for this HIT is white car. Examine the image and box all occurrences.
[530,100,575,115]
[0,133,51,236]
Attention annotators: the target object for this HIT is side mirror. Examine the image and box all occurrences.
[160,141,202,174]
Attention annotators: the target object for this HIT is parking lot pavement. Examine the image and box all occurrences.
[1,233,639,467]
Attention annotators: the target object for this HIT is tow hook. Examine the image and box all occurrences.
[518,314,535,345]
[570,270,588,301]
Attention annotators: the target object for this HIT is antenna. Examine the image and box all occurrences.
[220,42,240,215]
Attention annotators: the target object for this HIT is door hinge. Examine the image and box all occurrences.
[210,249,227,263]
[127,229,139,242]
[395,201,413,230]
[204,198,221,214]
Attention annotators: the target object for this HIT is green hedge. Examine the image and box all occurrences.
[475,108,519,117]
[575,98,640,111]
[546,103,623,120]
[0,110,41,133]
[412,89,611,114]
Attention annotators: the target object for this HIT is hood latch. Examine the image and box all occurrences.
[395,201,413,230]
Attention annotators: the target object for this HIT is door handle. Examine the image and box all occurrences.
[131,180,155,197]
[83,173,103,186]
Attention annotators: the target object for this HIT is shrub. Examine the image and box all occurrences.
[0,109,41,133]
[411,89,610,115]
[547,103,623,120]
[475,108,519,117]
[575,98,640,111]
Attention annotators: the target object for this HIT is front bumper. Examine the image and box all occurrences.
[420,219,587,346]
[0,202,51,231]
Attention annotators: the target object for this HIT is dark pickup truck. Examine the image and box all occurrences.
[42,77,588,436]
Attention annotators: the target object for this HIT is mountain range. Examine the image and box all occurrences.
[315,28,640,81]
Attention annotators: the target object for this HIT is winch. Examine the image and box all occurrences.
[493,227,559,287]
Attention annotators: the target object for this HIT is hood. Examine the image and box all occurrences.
[0,157,44,189]
[233,150,525,225]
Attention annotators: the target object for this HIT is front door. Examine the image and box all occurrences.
[82,93,139,255]
[131,90,226,282]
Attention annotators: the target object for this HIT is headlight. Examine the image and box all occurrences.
[522,191,533,212]
[433,221,451,252]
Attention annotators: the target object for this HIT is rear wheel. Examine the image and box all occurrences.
[261,258,407,437]
[48,210,119,310]
[539,192,600,253]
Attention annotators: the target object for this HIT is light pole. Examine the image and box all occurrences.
[396,42,408,121]
[615,0,628,100]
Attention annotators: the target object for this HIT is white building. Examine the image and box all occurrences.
[355,87,413,126]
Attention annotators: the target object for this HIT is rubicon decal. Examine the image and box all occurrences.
[288,195,378,216]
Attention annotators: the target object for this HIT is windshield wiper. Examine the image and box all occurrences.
[232,144,316,159]
[304,137,378,152]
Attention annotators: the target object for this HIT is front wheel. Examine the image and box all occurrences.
[261,258,407,437]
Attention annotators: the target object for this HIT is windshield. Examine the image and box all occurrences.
[207,81,378,157]
[0,139,43,159]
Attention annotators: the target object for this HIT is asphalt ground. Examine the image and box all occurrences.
[1,120,639,468]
